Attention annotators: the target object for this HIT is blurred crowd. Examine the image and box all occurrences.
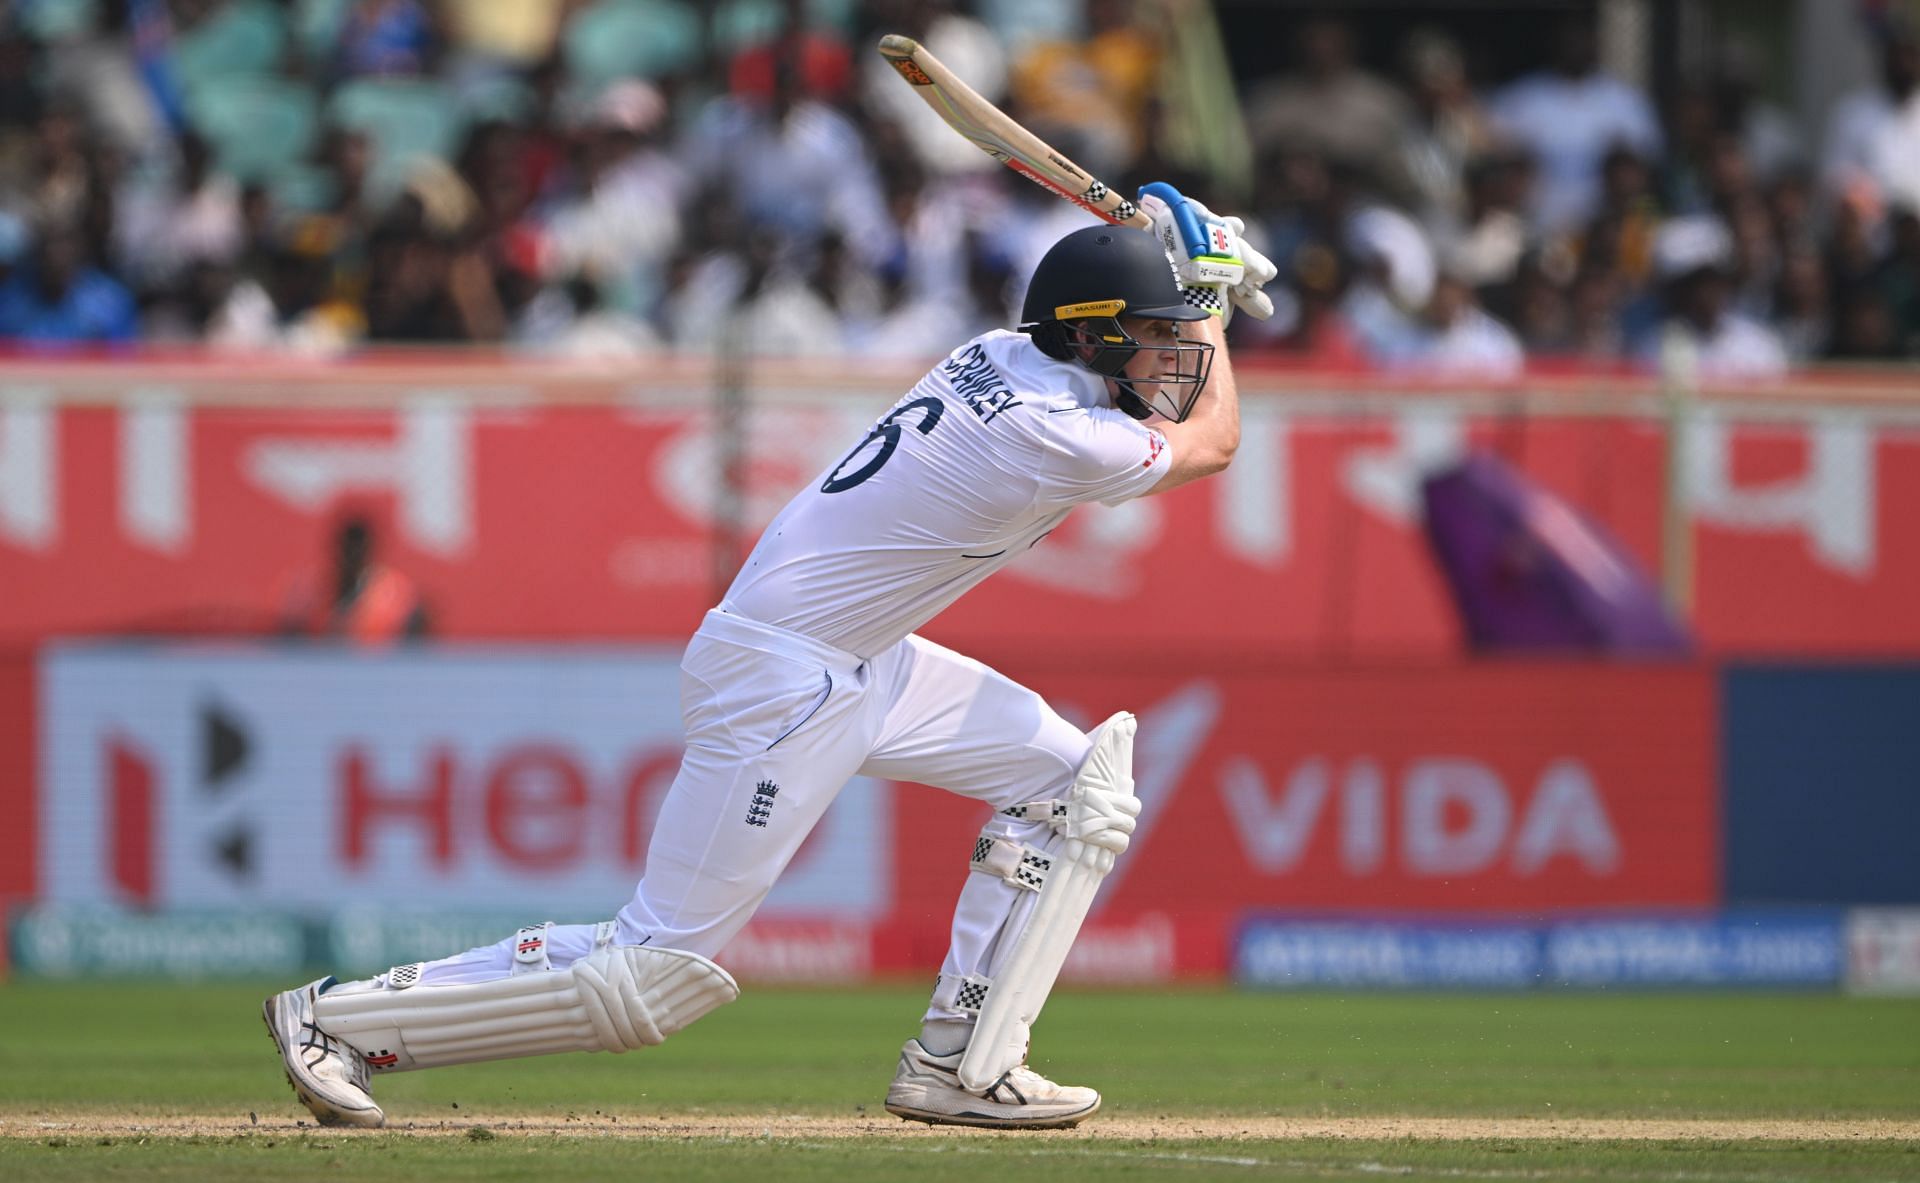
[4,0,1920,378]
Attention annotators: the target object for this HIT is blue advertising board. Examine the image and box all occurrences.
[1542,913,1844,987]
[1233,919,1541,989]
[1723,666,1920,906]
[1236,912,1844,989]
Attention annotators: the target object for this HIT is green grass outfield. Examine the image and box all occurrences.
[1,981,1916,1181]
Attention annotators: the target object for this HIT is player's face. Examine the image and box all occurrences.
[1113,316,1184,407]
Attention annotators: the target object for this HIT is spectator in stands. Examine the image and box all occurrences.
[1702,130,1762,215]
[865,123,987,326]
[1256,241,1365,365]
[1007,0,1162,182]
[1487,15,1661,237]
[1827,286,1903,361]
[1827,183,1885,297]
[1442,149,1535,290]
[1396,27,1498,233]
[206,242,363,355]
[1498,253,1573,356]
[1371,267,1525,378]
[25,105,99,234]
[1659,83,1720,216]
[302,128,376,249]
[679,30,894,274]
[1565,265,1629,363]
[360,164,506,344]
[1878,205,1920,353]
[113,131,242,293]
[862,230,1014,359]
[0,212,26,288]
[1772,246,1831,362]
[0,0,1913,368]
[1712,36,1802,185]
[664,224,843,356]
[1724,191,1780,320]
[808,227,885,346]
[539,80,686,316]
[516,272,661,358]
[238,183,277,269]
[1245,145,1323,287]
[1245,16,1412,207]
[0,220,139,344]
[725,0,855,106]
[35,0,169,163]
[1766,168,1817,252]
[335,0,445,80]
[439,0,572,76]
[1344,200,1438,357]
[1659,82,1781,220]
[858,0,1006,181]
[140,256,237,342]
[280,514,432,645]
[1823,12,1920,212]
[1644,215,1787,379]
[1578,144,1659,286]
[0,32,45,198]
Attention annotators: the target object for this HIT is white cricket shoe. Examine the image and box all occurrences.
[883,1039,1101,1129]
[262,978,385,1128]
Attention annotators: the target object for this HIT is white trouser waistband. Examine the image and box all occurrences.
[705,604,868,677]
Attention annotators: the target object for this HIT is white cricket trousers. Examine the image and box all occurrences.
[410,606,1093,1025]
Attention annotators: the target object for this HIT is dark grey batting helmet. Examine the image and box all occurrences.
[1019,225,1215,422]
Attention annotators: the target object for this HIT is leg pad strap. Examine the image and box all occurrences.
[969,834,1051,892]
[931,972,994,1016]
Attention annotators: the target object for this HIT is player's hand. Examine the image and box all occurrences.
[1137,183,1279,325]
[1179,197,1279,323]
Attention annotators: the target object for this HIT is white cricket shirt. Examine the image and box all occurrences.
[723,329,1172,657]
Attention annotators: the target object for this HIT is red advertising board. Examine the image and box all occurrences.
[0,652,32,907]
[885,664,1719,974]
[2,381,1916,656]
[24,648,1717,976]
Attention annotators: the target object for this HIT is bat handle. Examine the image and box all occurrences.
[1137,182,1209,259]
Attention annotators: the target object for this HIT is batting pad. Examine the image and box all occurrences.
[312,946,739,1072]
[958,712,1139,1093]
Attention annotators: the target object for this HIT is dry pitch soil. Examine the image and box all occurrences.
[5,1113,1918,1141]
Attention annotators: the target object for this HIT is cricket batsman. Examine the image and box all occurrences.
[263,184,1276,1130]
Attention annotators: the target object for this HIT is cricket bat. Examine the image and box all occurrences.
[876,33,1152,231]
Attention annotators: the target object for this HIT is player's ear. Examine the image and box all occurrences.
[1062,321,1098,364]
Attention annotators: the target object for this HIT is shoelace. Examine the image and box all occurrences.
[299,1021,370,1090]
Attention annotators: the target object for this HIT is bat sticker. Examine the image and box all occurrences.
[887,58,933,86]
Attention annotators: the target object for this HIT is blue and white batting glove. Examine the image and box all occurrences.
[1138,182,1279,325]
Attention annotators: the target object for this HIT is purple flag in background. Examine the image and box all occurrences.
[1420,450,1692,654]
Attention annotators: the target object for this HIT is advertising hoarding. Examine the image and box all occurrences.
[27,648,1720,979]
[3,394,1916,657]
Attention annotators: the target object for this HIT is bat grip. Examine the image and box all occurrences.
[1138,181,1208,258]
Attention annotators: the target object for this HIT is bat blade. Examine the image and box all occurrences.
[876,34,1149,229]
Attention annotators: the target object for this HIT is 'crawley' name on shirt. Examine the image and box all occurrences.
[944,343,1022,425]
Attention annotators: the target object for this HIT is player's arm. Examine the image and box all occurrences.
[1143,313,1239,495]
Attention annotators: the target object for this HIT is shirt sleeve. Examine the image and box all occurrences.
[1035,404,1172,508]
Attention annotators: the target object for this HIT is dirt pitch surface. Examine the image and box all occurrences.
[7,1113,1918,1142]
